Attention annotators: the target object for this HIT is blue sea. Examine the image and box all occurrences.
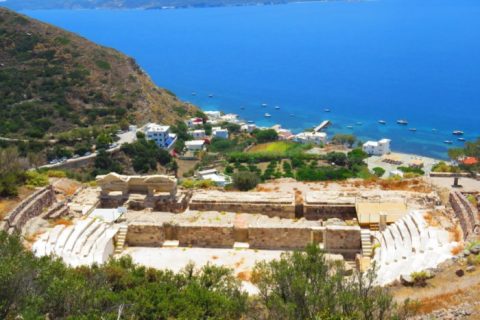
[22,0,480,159]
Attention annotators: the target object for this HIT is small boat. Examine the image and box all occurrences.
[444,140,453,145]
[347,125,353,129]
[397,119,408,125]
[356,122,363,125]
[247,120,254,124]
[432,128,437,132]
[275,106,280,110]
[324,108,331,112]
[191,92,196,96]
[290,113,294,117]
[208,94,214,98]
[240,106,245,110]
[378,120,386,125]
[264,113,271,118]
[409,128,417,132]
[457,137,466,142]
[452,130,464,136]
[261,103,267,107]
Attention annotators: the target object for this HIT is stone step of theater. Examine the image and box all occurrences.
[32,217,119,267]
[373,211,456,285]
[114,225,128,254]
[360,229,373,257]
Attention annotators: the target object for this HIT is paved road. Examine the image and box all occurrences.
[38,131,137,170]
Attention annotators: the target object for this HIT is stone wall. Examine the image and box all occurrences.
[189,191,296,218]
[126,224,165,246]
[449,191,480,240]
[304,205,357,220]
[125,222,361,257]
[1,185,56,233]
[248,227,314,249]
[324,226,362,259]
[176,225,235,248]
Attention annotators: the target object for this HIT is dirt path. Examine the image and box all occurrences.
[391,263,480,318]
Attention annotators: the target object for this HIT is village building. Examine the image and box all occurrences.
[188,129,206,139]
[294,131,327,145]
[362,138,391,156]
[186,117,204,128]
[144,123,177,149]
[185,140,206,151]
[196,169,232,187]
[212,127,229,139]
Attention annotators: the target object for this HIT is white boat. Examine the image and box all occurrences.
[409,128,417,132]
[264,113,271,117]
[347,125,353,129]
[452,130,464,136]
[397,119,408,125]
[247,120,254,124]
[444,140,453,145]
[324,108,331,112]
[191,92,196,96]
[457,137,466,142]
[209,94,214,98]
[378,120,386,125]
[356,122,363,125]
[261,103,267,107]
[275,106,280,110]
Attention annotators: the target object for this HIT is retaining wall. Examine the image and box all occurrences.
[125,222,361,256]
[1,185,56,233]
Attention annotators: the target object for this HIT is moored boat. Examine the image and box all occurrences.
[409,128,417,132]
[444,140,453,145]
[452,130,464,136]
[378,120,386,125]
[457,137,466,142]
[264,113,271,117]
[397,119,408,125]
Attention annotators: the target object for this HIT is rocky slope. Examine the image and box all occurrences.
[0,7,197,138]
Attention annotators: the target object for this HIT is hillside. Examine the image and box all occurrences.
[1,0,298,10]
[0,7,197,139]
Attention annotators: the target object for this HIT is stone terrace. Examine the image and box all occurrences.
[189,191,296,218]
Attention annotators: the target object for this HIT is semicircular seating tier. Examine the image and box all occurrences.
[32,217,120,267]
[372,211,456,285]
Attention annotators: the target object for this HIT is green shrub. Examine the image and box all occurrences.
[95,60,111,70]
[372,167,386,177]
[232,171,260,191]
[24,171,49,187]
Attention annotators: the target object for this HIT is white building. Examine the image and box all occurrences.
[186,117,204,128]
[212,127,229,139]
[185,140,206,151]
[241,123,257,133]
[196,169,231,187]
[204,111,222,120]
[362,138,391,156]
[188,129,206,139]
[220,113,239,124]
[293,131,327,145]
[144,123,177,149]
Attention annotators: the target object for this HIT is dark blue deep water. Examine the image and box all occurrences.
[22,0,480,159]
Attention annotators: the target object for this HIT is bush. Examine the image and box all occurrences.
[24,170,49,187]
[251,244,403,319]
[232,171,260,191]
[252,129,278,143]
[372,167,386,177]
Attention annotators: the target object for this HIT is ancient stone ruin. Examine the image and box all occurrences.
[96,173,188,212]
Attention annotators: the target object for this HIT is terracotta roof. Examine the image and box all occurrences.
[462,157,479,165]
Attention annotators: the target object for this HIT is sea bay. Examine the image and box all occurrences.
[23,0,480,159]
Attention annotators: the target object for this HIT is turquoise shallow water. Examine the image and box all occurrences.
[22,0,480,159]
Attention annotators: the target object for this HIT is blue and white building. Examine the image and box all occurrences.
[144,123,177,149]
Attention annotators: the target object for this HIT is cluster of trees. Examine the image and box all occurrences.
[252,129,278,143]
[448,138,480,173]
[121,136,174,173]
[0,147,28,197]
[0,232,414,319]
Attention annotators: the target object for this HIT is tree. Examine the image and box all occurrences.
[253,129,278,143]
[325,152,347,166]
[95,132,112,150]
[372,167,386,177]
[93,149,122,175]
[233,171,260,191]
[251,244,404,320]
[332,134,356,147]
